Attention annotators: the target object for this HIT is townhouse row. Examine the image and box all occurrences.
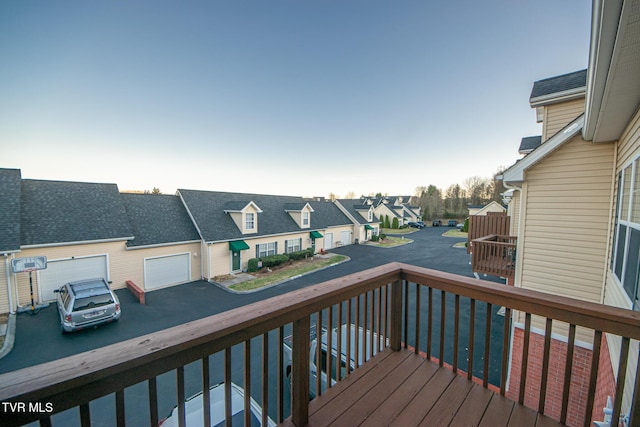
[0,170,420,315]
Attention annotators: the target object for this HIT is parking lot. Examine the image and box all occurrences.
[1,227,506,426]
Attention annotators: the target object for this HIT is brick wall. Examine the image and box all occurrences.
[507,327,616,426]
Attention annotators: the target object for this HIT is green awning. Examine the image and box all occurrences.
[310,231,323,239]
[229,240,250,251]
[364,224,374,230]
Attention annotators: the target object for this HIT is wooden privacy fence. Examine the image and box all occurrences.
[467,212,511,254]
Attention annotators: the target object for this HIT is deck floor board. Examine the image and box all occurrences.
[280,348,563,427]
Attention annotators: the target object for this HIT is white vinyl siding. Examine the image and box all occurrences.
[144,253,190,290]
[38,255,109,302]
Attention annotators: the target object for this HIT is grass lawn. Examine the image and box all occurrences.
[443,229,468,238]
[380,227,416,235]
[230,255,347,292]
[370,236,413,247]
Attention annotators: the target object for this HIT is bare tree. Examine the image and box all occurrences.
[344,191,356,199]
[328,192,338,201]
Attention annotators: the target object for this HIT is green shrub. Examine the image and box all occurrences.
[463,218,469,233]
[247,258,260,273]
[288,248,314,260]
[384,215,391,229]
[259,254,289,268]
[379,233,387,240]
[371,234,380,242]
[391,217,399,229]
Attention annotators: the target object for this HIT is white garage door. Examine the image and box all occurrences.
[39,255,109,302]
[324,233,333,250]
[340,231,352,246]
[145,253,190,290]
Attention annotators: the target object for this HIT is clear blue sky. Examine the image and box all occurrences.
[0,1,591,198]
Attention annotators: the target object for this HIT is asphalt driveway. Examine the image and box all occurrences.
[1,227,496,374]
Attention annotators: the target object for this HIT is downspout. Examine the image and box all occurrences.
[601,140,618,305]
[4,254,15,314]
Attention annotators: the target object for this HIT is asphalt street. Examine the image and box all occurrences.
[1,227,507,426]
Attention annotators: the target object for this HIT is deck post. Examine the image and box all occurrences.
[291,316,310,427]
[390,280,403,351]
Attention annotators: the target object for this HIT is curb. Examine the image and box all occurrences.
[0,313,16,359]
[215,255,351,294]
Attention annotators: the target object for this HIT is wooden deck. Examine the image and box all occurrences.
[281,348,562,427]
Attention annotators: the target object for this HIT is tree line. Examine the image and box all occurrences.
[415,169,507,220]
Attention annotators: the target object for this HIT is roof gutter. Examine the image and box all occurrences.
[583,0,623,141]
[21,236,135,249]
[529,87,586,108]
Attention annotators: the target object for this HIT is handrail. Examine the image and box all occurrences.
[1,262,640,426]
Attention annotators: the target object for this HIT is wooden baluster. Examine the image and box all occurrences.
[539,318,552,414]
[519,313,531,405]
[115,389,125,427]
[202,357,211,427]
[148,377,159,426]
[468,298,476,381]
[584,330,602,427]
[453,294,460,373]
[483,302,492,388]
[415,283,421,355]
[439,290,446,367]
[560,324,576,424]
[262,333,269,427]
[291,317,310,427]
[177,366,185,427]
[612,337,630,427]
[500,307,511,396]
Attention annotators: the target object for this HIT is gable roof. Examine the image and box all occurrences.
[529,69,587,107]
[336,199,379,225]
[20,179,134,247]
[178,189,352,242]
[121,193,200,248]
[504,115,585,184]
[0,169,22,253]
[518,136,542,154]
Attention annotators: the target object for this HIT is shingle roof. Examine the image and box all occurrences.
[20,179,133,246]
[519,135,542,154]
[336,199,379,225]
[530,69,587,100]
[121,193,201,247]
[178,190,352,242]
[0,169,22,252]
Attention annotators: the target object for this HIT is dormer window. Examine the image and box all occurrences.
[302,211,309,226]
[368,209,373,221]
[245,212,255,230]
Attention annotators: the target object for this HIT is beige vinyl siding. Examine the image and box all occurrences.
[0,257,8,313]
[13,241,201,306]
[615,108,640,170]
[509,190,521,235]
[542,98,585,142]
[519,135,613,307]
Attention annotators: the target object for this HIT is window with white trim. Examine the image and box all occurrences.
[612,159,640,311]
[368,209,373,221]
[286,238,302,253]
[302,211,309,226]
[245,212,255,230]
[257,242,276,258]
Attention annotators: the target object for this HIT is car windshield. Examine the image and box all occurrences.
[73,294,114,311]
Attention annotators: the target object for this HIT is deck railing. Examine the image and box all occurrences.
[471,234,517,279]
[1,263,639,427]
